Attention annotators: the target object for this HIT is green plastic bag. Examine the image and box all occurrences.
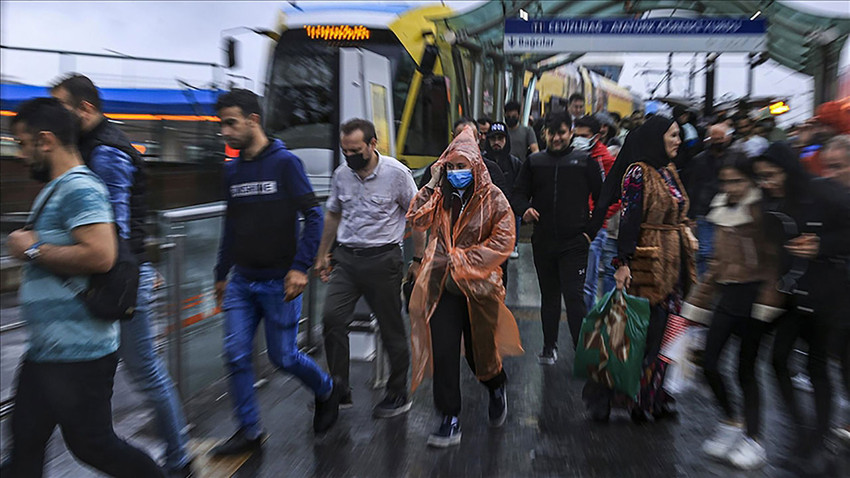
[573,289,651,401]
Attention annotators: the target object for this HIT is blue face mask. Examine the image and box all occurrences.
[446,169,473,189]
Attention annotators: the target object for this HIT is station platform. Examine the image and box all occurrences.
[1,243,848,477]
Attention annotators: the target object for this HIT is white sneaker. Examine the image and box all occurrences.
[791,373,814,393]
[702,423,743,460]
[727,436,767,470]
[509,247,519,259]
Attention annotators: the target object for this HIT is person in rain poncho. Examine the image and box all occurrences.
[406,126,523,448]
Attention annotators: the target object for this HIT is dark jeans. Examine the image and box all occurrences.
[323,245,410,395]
[772,310,833,440]
[429,292,506,416]
[9,353,164,478]
[702,283,767,438]
[532,236,589,350]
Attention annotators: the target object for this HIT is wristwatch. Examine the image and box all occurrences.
[24,241,44,261]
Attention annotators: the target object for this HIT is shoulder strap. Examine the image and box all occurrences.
[24,170,90,229]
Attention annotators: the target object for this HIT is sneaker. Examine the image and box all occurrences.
[210,428,266,456]
[509,247,519,259]
[427,415,462,448]
[727,436,767,470]
[313,381,342,433]
[488,385,507,427]
[701,422,743,460]
[538,346,558,365]
[373,392,412,418]
[308,389,352,411]
[832,426,850,444]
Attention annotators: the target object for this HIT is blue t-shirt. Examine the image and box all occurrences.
[19,166,119,362]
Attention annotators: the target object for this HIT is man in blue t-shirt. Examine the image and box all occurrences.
[5,98,163,477]
[212,89,339,456]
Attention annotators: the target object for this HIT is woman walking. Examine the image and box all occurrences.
[406,127,522,448]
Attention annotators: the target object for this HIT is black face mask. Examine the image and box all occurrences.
[505,117,519,128]
[29,159,52,184]
[344,151,370,171]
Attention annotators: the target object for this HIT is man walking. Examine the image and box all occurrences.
[512,112,603,364]
[504,101,539,162]
[51,74,192,475]
[317,119,420,418]
[6,98,164,477]
[212,89,340,455]
[483,121,522,259]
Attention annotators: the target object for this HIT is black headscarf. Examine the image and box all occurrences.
[754,141,811,207]
[587,115,676,237]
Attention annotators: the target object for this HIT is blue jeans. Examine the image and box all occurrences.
[223,272,332,437]
[515,216,521,248]
[583,228,608,311]
[696,217,715,279]
[599,235,618,297]
[119,262,189,470]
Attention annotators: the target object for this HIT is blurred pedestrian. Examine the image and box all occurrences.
[504,101,539,161]
[406,126,522,448]
[483,121,522,261]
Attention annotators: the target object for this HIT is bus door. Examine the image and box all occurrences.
[339,48,396,157]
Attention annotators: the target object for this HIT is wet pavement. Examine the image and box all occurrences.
[1,243,848,477]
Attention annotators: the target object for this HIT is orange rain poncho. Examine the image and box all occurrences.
[406,126,523,393]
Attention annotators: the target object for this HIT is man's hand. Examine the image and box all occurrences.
[285,269,309,301]
[7,229,39,261]
[614,265,632,291]
[522,207,540,224]
[315,254,333,283]
[406,261,422,283]
[215,280,227,310]
[786,233,820,260]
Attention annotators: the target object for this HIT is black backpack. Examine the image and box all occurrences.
[24,171,138,321]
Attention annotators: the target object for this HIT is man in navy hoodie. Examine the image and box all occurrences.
[212,89,339,455]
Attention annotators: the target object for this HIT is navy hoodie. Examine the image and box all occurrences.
[215,139,323,281]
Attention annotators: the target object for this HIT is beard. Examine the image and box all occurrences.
[29,157,52,183]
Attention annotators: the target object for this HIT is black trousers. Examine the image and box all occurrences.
[771,309,833,440]
[532,236,589,350]
[8,353,164,478]
[322,246,410,395]
[702,284,767,438]
[429,292,506,416]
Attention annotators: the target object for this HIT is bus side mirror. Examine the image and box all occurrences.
[224,37,238,69]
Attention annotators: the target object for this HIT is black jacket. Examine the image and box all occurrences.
[511,147,602,245]
[483,130,522,198]
[687,148,733,219]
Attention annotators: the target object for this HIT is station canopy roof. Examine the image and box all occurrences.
[0,84,221,116]
[439,0,850,76]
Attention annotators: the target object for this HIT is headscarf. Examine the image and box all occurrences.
[587,115,676,236]
[435,125,492,208]
[755,141,812,207]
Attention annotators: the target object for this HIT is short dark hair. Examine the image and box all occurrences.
[504,101,521,113]
[341,118,377,143]
[51,73,102,111]
[609,112,622,124]
[215,88,262,118]
[545,112,571,132]
[453,117,475,131]
[568,93,584,104]
[12,97,79,147]
[574,115,601,135]
[476,117,492,126]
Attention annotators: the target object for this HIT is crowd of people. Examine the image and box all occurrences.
[2,72,849,477]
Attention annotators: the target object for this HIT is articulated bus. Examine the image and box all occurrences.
[258,2,640,181]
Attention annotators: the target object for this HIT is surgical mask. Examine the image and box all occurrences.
[446,169,473,189]
[344,151,370,171]
[505,117,519,128]
[571,136,593,152]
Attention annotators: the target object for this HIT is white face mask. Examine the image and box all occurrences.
[572,136,593,151]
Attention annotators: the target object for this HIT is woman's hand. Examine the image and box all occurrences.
[614,265,632,291]
[427,162,443,189]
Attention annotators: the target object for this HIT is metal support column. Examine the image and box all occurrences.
[166,234,186,399]
[472,56,483,120]
[493,57,506,121]
[522,74,538,127]
[510,62,525,104]
[704,53,717,117]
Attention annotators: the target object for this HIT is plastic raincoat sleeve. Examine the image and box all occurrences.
[450,189,515,281]
[408,186,439,232]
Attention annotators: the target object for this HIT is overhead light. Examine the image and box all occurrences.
[519,9,529,21]
[750,10,761,20]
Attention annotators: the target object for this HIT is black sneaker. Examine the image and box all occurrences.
[427,415,462,448]
[488,385,507,428]
[308,388,352,411]
[210,429,265,456]
[166,458,195,478]
[313,381,342,434]
[372,392,412,418]
[538,346,558,365]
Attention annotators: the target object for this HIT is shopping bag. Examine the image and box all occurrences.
[663,325,708,395]
[574,289,651,401]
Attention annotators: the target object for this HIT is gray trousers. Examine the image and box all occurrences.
[322,245,409,395]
